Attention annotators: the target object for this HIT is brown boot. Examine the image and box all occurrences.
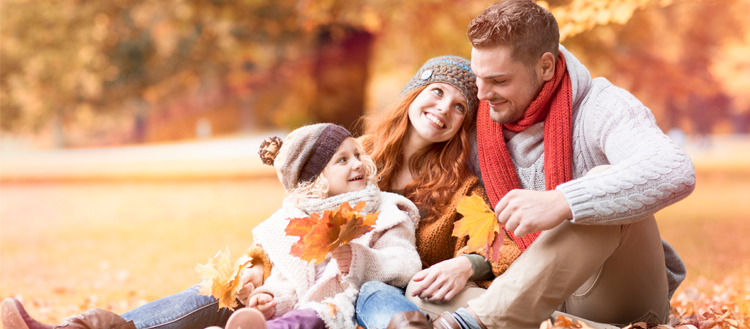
[431,312,461,329]
[56,308,136,329]
[386,310,432,329]
[2,298,136,329]
[2,298,54,329]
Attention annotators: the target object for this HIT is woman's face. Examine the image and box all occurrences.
[407,83,468,147]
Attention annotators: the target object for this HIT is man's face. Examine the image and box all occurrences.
[471,45,544,124]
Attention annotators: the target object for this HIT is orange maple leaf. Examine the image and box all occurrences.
[194,246,253,310]
[285,201,379,264]
[452,193,504,264]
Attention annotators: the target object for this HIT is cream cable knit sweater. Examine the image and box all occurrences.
[469,45,695,298]
[250,183,422,329]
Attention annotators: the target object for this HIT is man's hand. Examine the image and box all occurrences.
[331,244,352,274]
[247,293,275,319]
[410,256,473,302]
[495,189,572,238]
[237,263,265,305]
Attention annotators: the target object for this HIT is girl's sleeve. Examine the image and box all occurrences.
[344,206,422,288]
[250,266,298,319]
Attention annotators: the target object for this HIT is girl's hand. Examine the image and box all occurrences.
[247,293,275,319]
[331,244,352,274]
[237,263,265,305]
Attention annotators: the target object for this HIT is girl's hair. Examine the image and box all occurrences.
[289,138,378,203]
[362,85,474,218]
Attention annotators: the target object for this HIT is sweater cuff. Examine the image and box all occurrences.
[462,254,494,281]
[242,244,273,282]
[556,180,597,223]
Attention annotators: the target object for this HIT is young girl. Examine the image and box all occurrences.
[221,123,422,329]
[2,123,422,329]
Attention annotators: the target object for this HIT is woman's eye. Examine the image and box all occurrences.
[431,88,443,97]
[494,79,506,85]
[454,103,466,113]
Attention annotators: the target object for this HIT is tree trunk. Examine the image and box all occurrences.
[311,26,374,136]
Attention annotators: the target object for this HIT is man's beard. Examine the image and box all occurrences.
[489,104,525,124]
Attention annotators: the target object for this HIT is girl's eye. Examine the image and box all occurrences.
[431,88,443,97]
[354,153,361,159]
[494,79,506,85]
[337,157,346,163]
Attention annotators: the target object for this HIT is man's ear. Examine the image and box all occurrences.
[539,52,556,82]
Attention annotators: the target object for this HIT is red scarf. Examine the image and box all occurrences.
[477,51,573,251]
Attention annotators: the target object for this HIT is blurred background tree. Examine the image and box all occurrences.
[1,0,748,148]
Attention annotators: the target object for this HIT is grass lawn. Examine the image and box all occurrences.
[1,172,749,326]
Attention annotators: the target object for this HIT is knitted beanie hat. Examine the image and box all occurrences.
[259,123,352,191]
[401,56,479,114]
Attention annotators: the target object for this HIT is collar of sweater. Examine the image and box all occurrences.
[289,182,381,216]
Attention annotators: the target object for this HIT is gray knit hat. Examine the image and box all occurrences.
[259,123,352,191]
[401,56,479,114]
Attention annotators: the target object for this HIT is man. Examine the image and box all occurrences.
[409,0,695,328]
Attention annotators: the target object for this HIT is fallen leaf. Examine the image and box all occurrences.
[194,246,253,310]
[326,302,338,319]
[286,201,378,264]
[452,193,503,264]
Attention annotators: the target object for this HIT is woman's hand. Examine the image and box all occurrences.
[331,244,353,274]
[409,256,473,302]
[247,293,275,319]
[237,263,265,305]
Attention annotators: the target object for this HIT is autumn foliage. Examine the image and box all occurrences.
[452,193,505,265]
[285,201,379,264]
[194,247,254,311]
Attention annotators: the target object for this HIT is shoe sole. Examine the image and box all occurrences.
[2,299,31,329]
[225,308,266,329]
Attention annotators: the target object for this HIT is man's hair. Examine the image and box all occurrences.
[468,0,560,68]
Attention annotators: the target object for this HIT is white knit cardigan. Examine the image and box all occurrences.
[250,183,422,329]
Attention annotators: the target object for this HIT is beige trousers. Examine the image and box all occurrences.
[471,215,670,328]
[406,216,669,328]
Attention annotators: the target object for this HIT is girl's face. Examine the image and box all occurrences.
[323,137,367,197]
[407,83,468,147]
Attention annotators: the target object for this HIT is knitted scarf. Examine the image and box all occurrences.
[477,51,572,251]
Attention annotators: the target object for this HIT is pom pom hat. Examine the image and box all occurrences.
[401,56,479,114]
[259,123,352,192]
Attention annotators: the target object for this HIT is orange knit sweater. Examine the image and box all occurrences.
[416,174,521,287]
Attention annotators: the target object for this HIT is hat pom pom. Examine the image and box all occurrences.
[259,136,283,166]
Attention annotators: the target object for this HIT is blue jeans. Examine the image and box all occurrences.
[121,285,234,329]
[356,281,421,329]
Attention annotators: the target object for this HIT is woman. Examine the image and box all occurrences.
[354,56,521,329]
[1,56,521,329]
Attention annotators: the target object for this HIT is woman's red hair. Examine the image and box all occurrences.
[363,85,475,219]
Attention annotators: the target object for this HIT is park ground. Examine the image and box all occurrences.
[1,135,750,326]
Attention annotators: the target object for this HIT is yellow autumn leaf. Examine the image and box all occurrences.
[194,246,253,310]
[452,193,502,262]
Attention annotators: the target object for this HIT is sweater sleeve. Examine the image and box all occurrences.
[250,266,298,319]
[556,82,696,224]
[344,209,422,289]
